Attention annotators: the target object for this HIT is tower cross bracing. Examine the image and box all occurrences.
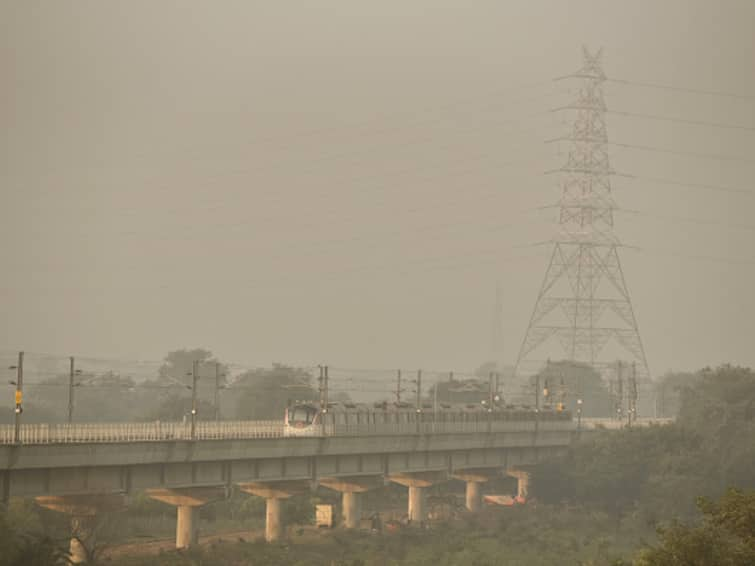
[514,48,650,381]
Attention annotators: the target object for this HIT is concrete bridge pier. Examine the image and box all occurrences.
[506,468,531,500]
[146,487,225,549]
[319,476,383,529]
[451,469,497,512]
[238,480,310,542]
[35,494,126,563]
[464,481,482,512]
[389,472,445,525]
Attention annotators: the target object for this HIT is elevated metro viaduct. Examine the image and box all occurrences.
[1,419,573,562]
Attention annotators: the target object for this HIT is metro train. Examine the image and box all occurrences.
[284,399,572,436]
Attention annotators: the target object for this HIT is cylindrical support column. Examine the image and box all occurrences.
[407,486,425,524]
[342,491,361,529]
[176,505,199,549]
[507,469,531,500]
[70,516,94,564]
[517,474,530,499]
[465,481,482,512]
[266,497,282,542]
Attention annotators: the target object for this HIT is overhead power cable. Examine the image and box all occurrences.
[618,209,755,233]
[633,247,755,267]
[544,137,755,164]
[608,110,755,132]
[623,174,754,198]
[608,141,755,165]
[606,77,755,101]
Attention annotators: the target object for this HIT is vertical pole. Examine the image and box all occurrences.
[13,351,24,444]
[616,360,623,423]
[487,372,494,433]
[415,369,422,434]
[68,357,75,424]
[324,366,329,410]
[214,362,221,422]
[488,372,494,408]
[395,369,402,404]
[319,365,329,436]
[448,371,453,404]
[190,360,198,441]
[630,361,637,426]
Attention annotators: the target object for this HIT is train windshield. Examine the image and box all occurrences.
[289,407,316,424]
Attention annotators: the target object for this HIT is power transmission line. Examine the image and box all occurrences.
[607,109,755,132]
[606,77,755,101]
[624,175,754,198]
[609,141,755,165]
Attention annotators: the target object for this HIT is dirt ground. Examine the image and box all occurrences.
[103,525,336,559]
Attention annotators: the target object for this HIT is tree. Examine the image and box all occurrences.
[429,378,487,406]
[233,364,317,420]
[532,364,755,521]
[653,371,698,418]
[0,510,70,566]
[634,489,755,566]
[677,365,755,491]
[144,394,216,421]
[19,371,157,423]
[532,360,612,417]
[158,348,228,388]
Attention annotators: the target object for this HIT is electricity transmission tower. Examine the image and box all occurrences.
[514,47,650,385]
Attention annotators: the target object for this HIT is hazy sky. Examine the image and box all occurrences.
[2,1,754,376]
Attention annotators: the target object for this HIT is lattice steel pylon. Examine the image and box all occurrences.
[514,48,650,382]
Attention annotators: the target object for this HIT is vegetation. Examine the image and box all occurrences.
[635,489,755,566]
[232,364,318,420]
[1,348,321,424]
[0,364,752,564]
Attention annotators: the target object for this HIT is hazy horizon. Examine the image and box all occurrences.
[2,1,754,376]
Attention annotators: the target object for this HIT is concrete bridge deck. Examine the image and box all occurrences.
[4,416,674,561]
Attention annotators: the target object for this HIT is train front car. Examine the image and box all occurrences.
[284,403,320,436]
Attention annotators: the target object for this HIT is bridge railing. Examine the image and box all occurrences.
[578,417,674,430]
[0,420,285,445]
[329,418,574,437]
[0,417,576,445]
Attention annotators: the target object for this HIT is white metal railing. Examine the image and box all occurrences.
[0,417,577,445]
[0,420,284,445]
[329,418,574,437]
